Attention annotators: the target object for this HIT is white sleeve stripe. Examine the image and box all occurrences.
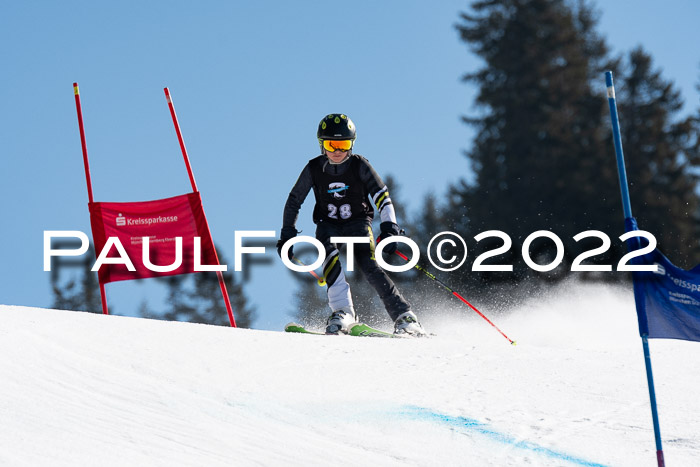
[372,186,388,204]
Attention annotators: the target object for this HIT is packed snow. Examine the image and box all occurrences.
[1,282,699,466]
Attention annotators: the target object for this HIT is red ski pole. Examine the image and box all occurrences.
[292,255,326,286]
[394,250,516,345]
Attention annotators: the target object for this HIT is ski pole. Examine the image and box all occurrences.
[292,255,326,286]
[394,250,516,345]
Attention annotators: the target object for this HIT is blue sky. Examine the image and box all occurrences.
[1,0,698,330]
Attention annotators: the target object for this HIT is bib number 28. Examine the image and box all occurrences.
[328,204,352,220]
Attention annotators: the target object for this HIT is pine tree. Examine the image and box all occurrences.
[617,47,700,267]
[453,0,630,292]
[403,193,462,316]
[51,243,103,313]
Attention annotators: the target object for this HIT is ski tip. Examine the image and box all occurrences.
[348,322,397,338]
[284,322,329,335]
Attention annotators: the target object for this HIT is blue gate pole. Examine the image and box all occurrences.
[605,71,665,467]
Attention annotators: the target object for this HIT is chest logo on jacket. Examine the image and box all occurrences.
[328,182,350,199]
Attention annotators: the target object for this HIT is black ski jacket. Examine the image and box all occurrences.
[282,154,395,232]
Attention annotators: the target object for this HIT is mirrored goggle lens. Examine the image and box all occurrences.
[322,139,353,152]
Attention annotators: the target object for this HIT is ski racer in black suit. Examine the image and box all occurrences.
[277,113,426,336]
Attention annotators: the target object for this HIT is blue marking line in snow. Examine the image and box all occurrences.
[398,406,608,467]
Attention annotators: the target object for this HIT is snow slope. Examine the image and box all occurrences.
[1,283,699,466]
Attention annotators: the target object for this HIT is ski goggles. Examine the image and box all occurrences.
[322,139,353,152]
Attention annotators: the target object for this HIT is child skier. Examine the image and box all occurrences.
[277,113,426,336]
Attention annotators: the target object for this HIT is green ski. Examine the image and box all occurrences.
[284,322,399,338]
[284,323,328,335]
[348,322,398,338]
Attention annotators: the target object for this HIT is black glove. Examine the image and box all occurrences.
[276,226,297,261]
[376,221,400,255]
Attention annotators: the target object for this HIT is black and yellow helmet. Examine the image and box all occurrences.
[317,114,356,141]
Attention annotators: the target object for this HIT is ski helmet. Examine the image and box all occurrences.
[317,114,356,141]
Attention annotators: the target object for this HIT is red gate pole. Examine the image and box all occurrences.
[164,88,237,327]
[73,82,109,315]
